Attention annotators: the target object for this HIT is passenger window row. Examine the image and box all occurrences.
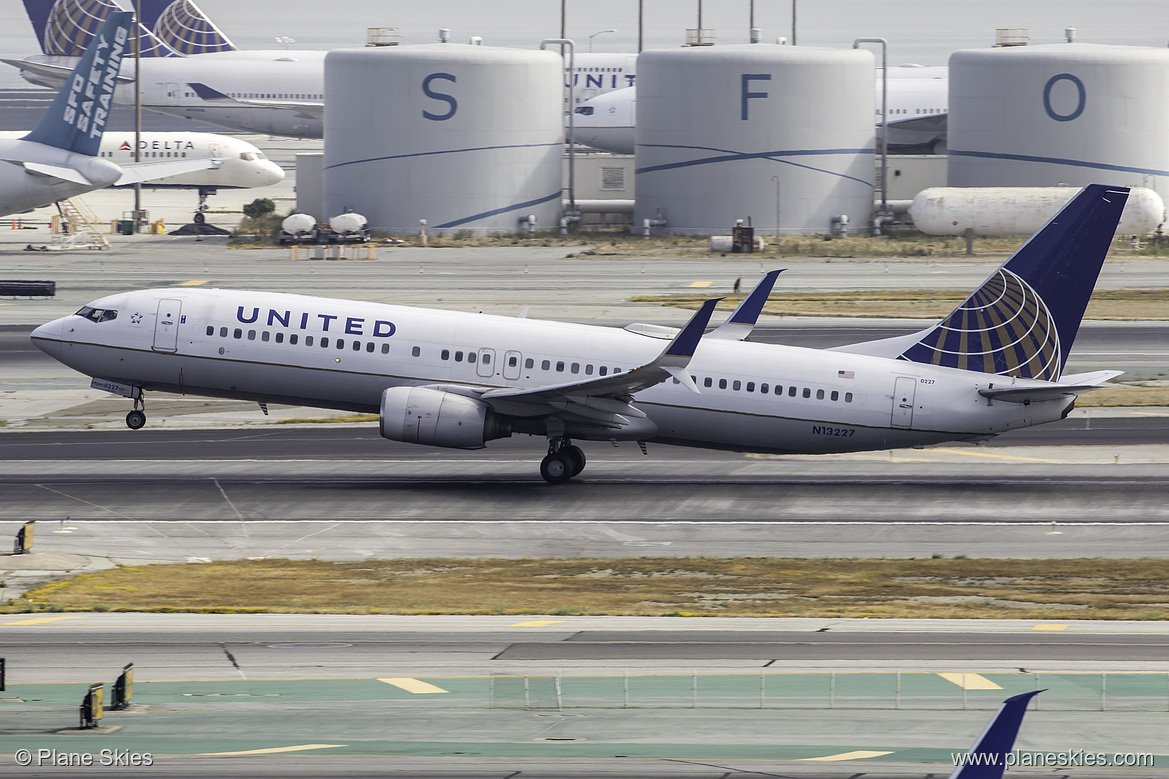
[679,374,853,403]
[438,350,622,377]
[204,327,622,375]
[207,325,392,355]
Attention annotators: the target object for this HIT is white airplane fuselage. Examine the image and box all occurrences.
[15,51,637,139]
[32,287,1065,455]
[0,138,123,216]
[0,131,284,191]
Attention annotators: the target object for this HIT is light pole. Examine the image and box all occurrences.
[853,37,888,217]
[772,175,781,238]
[541,38,576,216]
[589,29,616,52]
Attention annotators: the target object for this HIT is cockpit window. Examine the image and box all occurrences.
[75,306,117,323]
[240,152,256,161]
[574,106,594,115]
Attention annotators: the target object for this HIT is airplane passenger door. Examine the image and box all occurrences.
[502,350,522,381]
[164,82,180,105]
[476,348,495,379]
[891,376,916,428]
[152,298,181,353]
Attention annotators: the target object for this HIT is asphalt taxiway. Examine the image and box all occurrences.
[3,214,1169,776]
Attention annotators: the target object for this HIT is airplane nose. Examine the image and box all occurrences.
[260,161,285,186]
[30,317,64,359]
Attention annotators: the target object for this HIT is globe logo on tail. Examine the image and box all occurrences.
[899,268,1061,381]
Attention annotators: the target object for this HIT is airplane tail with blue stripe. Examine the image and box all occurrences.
[23,11,132,156]
[22,0,179,57]
[897,184,1128,381]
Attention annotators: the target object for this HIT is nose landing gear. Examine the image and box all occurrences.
[540,437,586,484]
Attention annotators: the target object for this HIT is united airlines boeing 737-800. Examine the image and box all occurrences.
[31,185,1127,483]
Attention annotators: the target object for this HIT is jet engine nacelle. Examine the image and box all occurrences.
[379,386,511,449]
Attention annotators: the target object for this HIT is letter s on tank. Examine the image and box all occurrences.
[422,73,457,121]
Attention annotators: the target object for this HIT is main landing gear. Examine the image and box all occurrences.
[540,437,586,484]
[125,395,146,430]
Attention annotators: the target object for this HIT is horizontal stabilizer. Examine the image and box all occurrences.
[21,161,92,185]
[979,370,1123,403]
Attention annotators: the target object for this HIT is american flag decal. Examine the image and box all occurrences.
[838,370,855,379]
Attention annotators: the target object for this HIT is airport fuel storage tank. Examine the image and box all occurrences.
[948,43,1169,205]
[324,44,563,234]
[634,45,875,236]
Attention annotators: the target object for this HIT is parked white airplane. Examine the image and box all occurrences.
[0,131,284,192]
[574,66,949,155]
[10,0,636,138]
[0,12,132,218]
[31,185,1126,483]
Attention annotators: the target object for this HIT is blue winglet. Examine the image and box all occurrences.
[664,298,721,360]
[724,269,784,326]
[22,11,133,156]
[948,690,1043,779]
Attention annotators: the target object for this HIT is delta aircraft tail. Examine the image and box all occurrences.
[838,184,1129,382]
[22,9,132,156]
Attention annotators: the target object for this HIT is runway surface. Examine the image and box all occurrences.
[2,615,1166,777]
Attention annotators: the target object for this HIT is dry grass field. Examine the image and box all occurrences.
[9,557,1169,620]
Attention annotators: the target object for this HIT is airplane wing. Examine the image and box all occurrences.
[1,58,135,85]
[188,83,324,120]
[114,157,225,186]
[708,269,784,340]
[886,112,948,133]
[979,370,1123,404]
[472,298,721,428]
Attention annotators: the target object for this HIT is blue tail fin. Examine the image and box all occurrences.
[898,184,1129,381]
[23,0,178,57]
[23,10,132,156]
[21,0,56,55]
[948,690,1042,779]
[138,0,236,54]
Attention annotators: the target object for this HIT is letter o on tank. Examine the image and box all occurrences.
[1043,73,1085,122]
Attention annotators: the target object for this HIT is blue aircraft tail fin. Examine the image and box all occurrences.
[898,184,1129,381]
[23,11,132,156]
[138,0,236,54]
[948,690,1042,779]
[23,0,178,57]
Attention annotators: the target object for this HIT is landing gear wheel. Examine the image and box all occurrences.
[540,452,573,485]
[126,409,146,430]
[562,445,586,477]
